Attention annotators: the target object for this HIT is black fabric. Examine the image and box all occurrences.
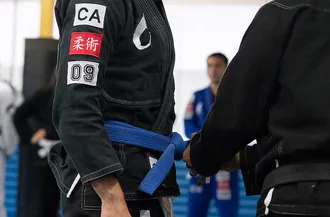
[17,145,60,217]
[261,163,330,195]
[17,38,59,217]
[52,0,179,201]
[61,181,165,217]
[239,145,262,195]
[49,142,180,200]
[190,0,330,176]
[23,39,58,99]
[14,87,60,217]
[188,0,330,215]
[257,181,330,217]
[27,163,60,217]
[13,86,58,144]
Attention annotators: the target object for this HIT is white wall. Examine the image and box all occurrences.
[0,0,265,136]
[165,3,263,136]
[0,1,41,89]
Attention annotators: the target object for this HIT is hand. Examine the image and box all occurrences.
[31,128,47,144]
[183,132,208,185]
[183,130,240,186]
[183,144,192,169]
[183,132,198,169]
[196,175,208,186]
[91,176,131,217]
[183,146,205,182]
[194,153,240,186]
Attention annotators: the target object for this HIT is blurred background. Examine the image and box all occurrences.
[0,0,270,217]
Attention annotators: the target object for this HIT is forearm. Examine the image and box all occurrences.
[91,175,123,201]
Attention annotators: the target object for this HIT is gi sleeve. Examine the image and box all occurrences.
[184,93,201,138]
[53,0,127,184]
[190,3,291,177]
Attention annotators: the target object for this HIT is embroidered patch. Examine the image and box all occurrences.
[69,32,103,57]
[67,61,99,86]
[133,14,151,50]
[73,3,106,29]
[195,102,203,116]
[216,171,232,200]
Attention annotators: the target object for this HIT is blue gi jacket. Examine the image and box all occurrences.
[184,87,213,138]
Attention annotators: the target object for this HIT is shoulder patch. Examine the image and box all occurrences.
[184,94,196,120]
[69,32,103,57]
[73,3,106,29]
[195,102,203,116]
[184,104,193,119]
[133,14,151,50]
[67,61,99,86]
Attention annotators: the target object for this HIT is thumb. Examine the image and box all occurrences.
[190,132,198,140]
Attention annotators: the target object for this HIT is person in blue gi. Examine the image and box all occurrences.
[184,53,239,217]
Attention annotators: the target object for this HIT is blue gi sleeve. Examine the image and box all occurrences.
[53,0,128,183]
[184,93,200,138]
[190,3,292,177]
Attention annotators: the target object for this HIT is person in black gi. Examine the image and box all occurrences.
[49,0,179,217]
[183,1,330,216]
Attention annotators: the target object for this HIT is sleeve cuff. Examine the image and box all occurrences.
[190,133,219,177]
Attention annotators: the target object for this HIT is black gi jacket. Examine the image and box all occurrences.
[190,0,330,215]
[50,0,179,200]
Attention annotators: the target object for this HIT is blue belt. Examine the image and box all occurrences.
[104,120,188,195]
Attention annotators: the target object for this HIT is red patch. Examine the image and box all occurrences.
[69,32,103,57]
[186,103,193,111]
[217,182,230,189]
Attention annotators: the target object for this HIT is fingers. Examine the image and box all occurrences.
[189,168,197,176]
[196,176,206,186]
[183,145,192,168]
[190,132,198,140]
[31,129,47,144]
[185,161,193,169]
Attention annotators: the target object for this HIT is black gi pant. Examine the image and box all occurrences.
[17,145,60,217]
[61,181,167,217]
